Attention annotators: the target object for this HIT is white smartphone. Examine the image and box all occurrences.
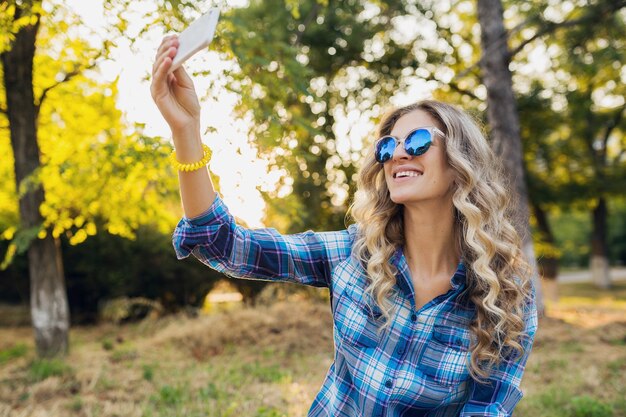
[169,8,220,74]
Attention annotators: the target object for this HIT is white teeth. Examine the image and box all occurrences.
[395,171,422,178]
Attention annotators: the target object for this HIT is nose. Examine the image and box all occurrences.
[392,141,412,161]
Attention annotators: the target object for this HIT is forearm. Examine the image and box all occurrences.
[172,125,216,218]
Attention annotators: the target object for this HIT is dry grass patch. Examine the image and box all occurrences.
[0,282,624,416]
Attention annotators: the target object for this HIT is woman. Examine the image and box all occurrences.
[151,35,537,417]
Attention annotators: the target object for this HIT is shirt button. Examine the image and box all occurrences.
[410,313,417,322]
[396,345,405,355]
[385,379,393,388]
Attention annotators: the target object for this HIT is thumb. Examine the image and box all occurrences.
[172,66,194,88]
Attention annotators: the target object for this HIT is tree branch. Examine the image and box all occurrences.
[422,71,481,101]
[454,0,626,82]
[602,102,626,163]
[603,102,626,147]
[35,51,103,113]
[293,3,321,47]
[509,0,626,57]
[447,80,481,101]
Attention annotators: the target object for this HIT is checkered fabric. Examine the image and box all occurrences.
[173,194,538,417]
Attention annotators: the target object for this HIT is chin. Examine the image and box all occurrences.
[389,192,416,205]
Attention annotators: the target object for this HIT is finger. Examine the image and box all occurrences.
[154,36,179,62]
[152,45,177,77]
[172,66,194,88]
[154,37,178,65]
[151,55,174,99]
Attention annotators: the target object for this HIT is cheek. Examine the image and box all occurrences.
[442,167,456,190]
[383,167,393,183]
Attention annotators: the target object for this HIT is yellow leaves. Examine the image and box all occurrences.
[285,0,300,19]
[52,224,64,239]
[0,3,186,268]
[74,216,85,228]
[69,229,87,245]
[533,239,562,259]
[87,201,100,216]
[0,3,16,17]
[0,243,16,270]
[85,222,96,236]
[1,227,16,240]
[106,222,135,240]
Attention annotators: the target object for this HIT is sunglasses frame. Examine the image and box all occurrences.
[374,126,446,164]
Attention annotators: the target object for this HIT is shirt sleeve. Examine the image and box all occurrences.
[459,293,539,417]
[172,193,356,288]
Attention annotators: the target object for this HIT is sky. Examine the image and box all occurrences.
[61,0,441,228]
[63,0,272,227]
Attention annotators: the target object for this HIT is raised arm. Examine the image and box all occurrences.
[174,194,356,287]
[151,36,355,287]
[150,35,215,218]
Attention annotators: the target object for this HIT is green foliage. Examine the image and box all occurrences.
[155,384,187,407]
[0,1,181,271]
[517,1,625,271]
[548,209,591,268]
[542,197,626,268]
[0,225,40,270]
[0,343,28,364]
[109,346,138,363]
[2,0,623,315]
[142,364,155,382]
[0,226,223,321]
[29,358,71,381]
[608,197,626,265]
[569,396,613,417]
[68,397,83,412]
[101,339,114,351]
[520,387,580,417]
[255,407,285,417]
[197,382,221,400]
[606,357,626,376]
[242,361,289,383]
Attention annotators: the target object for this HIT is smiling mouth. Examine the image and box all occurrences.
[393,171,423,179]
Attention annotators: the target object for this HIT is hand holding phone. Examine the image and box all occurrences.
[169,8,220,74]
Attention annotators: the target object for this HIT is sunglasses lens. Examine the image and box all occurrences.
[405,129,432,156]
[375,136,396,163]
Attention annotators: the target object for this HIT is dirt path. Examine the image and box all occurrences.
[557,267,626,283]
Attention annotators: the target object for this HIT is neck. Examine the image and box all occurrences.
[402,200,460,281]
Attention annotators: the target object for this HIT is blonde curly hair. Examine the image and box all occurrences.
[348,100,533,380]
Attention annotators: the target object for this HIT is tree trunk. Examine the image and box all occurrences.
[1,6,70,357]
[476,0,544,313]
[591,197,611,289]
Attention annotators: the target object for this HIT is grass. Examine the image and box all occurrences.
[142,363,156,381]
[28,358,72,382]
[0,343,28,364]
[0,281,624,416]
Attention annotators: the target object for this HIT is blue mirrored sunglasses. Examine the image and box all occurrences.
[374,126,446,164]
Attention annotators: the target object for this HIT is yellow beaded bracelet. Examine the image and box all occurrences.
[170,144,212,172]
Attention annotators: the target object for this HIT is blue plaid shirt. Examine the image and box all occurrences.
[173,194,538,417]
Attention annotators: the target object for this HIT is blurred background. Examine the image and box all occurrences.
[0,0,625,416]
